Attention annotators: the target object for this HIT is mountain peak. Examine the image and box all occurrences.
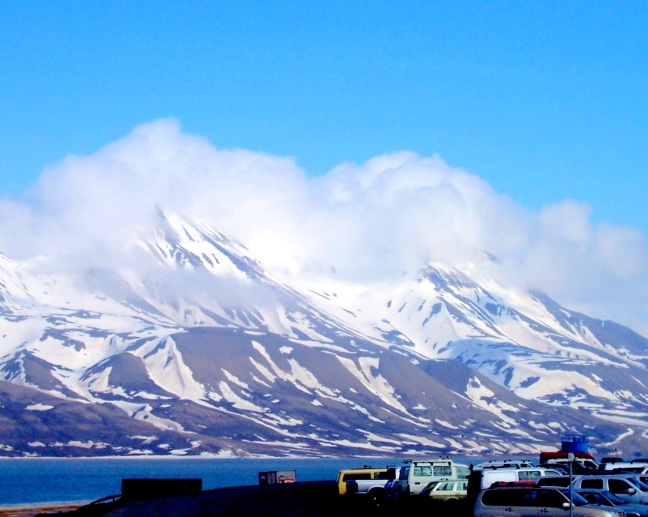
[0,214,647,457]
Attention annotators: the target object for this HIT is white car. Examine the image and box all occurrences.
[387,457,470,497]
[419,479,467,502]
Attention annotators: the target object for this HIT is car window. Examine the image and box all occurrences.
[600,491,624,504]
[433,465,452,477]
[438,482,454,491]
[483,489,533,506]
[558,490,590,507]
[538,477,570,487]
[518,470,542,481]
[579,492,605,505]
[536,489,568,508]
[628,477,648,490]
[456,466,471,478]
[413,465,432,477]
[342,473,371,481]
[609,479,634,493]
[581,478,603,489]
[376,469,395,480]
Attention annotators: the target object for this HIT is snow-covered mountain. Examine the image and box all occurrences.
[0,211,646,457]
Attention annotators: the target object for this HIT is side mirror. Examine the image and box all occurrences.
[629,488,637,494]
[562,502,570,509]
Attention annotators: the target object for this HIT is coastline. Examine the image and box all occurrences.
[0,502,86,517]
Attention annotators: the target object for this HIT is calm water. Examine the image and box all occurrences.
[0,456,405,506]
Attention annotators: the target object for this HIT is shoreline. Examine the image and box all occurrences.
[0,502,86,517]
[0,452,419,460]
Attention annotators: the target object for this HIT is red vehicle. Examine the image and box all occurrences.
[539,451,599,473]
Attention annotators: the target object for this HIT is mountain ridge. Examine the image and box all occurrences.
[0,211,646,457]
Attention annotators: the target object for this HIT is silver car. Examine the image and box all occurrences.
[474,486,625,516]
[573,475,648,505]
[576,488,648,517]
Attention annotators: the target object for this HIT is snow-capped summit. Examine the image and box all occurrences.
[0,211,646,457]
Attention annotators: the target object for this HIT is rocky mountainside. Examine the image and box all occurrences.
[0,211,646,457]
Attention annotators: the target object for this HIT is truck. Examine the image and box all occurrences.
[336,466,395,496]
[344,467,397,505]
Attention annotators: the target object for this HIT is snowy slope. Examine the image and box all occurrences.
[0,211,647,457]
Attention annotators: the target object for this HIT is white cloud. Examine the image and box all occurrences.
[1,119,647,335]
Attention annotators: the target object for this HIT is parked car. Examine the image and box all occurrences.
[474,486,625,516]
[571,475,648,505]
[467,466,564,503]
[576,488,648,517]
[386,457,470,497]
[419,479,467,502]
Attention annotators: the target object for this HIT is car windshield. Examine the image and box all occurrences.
[578,491,614,506]
[600,491,625,505]
[627,477,648,491]
[559,489,589,506]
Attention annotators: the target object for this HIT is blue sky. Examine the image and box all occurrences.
[2,1,647,228]
[1,1,648,332]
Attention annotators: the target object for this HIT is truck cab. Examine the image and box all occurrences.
[336,466,394,495]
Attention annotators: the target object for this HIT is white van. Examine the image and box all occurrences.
[467,467,563,503]
[387,458,470,496]
[470,467,563,488]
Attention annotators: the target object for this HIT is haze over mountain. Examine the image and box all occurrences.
[0,121,647,457]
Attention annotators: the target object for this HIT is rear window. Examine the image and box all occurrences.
[482,488,534,507]
[537,477,570,487]
[434,465,452,477]
[456,466,471,478]
[376,468,396,480]
[413,466,432,477]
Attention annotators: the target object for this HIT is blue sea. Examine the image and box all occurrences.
[0,456,407,507]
